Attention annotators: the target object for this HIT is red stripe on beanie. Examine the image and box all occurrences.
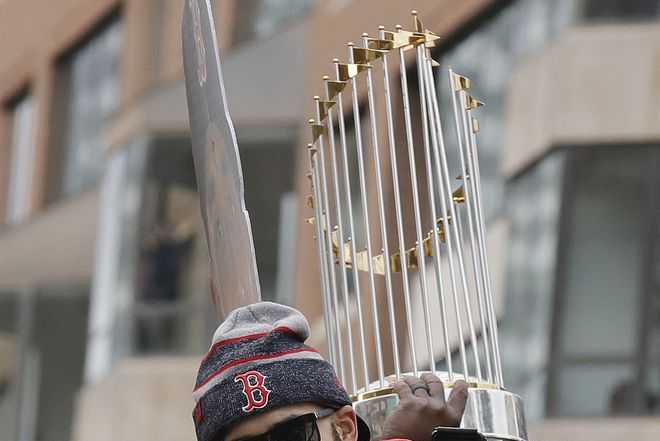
[195,346,319,392]
[200,326,301,366]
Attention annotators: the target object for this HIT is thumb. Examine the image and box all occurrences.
[446,380,469,426]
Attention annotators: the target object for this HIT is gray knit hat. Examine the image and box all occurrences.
[192,302,369,441]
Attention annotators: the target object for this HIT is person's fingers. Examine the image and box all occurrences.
[421,372,446,404]
[392,380,414,401]
[403,375,429,397]
[446,380,469,425]
[402,376,418,387]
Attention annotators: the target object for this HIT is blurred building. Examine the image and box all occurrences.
[0,1,659,441]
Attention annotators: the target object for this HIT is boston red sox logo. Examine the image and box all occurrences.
[234,370,271,412]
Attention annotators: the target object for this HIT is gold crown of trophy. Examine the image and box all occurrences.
[304,11,527,441]
[182,2,526,440]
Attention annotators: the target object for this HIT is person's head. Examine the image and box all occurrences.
[225,403,358,441]
[192,302,368,441]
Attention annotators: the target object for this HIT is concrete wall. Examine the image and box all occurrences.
[72,357,198,441]
[529,418,660,441]
[504,22,660,177]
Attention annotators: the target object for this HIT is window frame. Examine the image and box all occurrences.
[3,88,36,225]
[546,144,660,417]
[47,8,123,202]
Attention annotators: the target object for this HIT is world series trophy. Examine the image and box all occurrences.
[182,2,526,440]
[304,11,527,441]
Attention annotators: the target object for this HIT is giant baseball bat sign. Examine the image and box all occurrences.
[182,0,261,319]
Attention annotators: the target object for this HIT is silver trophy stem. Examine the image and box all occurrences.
[312,115,347,386]
[326,76,384,388]
[464,105,504,386]
[383,29,436,374]
[417,47,481,378]
[315,98,358,392]
[409,39,454,380]
[334,64,386,389]
[310,154,338,368]
[417,49,470,379]
[424,53,487,380]
[454,204,495,383]
[348,43,402,379]
[366,34,419,376]
[448,69,494,384]
[423,54,483,380]
[324,89,371,392]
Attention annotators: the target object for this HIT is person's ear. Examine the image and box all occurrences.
[333,405,358,441]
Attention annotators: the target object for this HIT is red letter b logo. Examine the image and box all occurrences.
[235,370,271,412]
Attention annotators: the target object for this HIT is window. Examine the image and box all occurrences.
[502,152,566,420]
[232,0,315,46]
[132,134,296,355]
[5,93,36,224]
[549,147,660,417]
[51,14,122,200]
[582,0,660,21]
[433,0,660,222]
[436,0,578,221]
[0,295,19,441]
[505,146,660,419]
[241,138,296,301]
[0,289,88,441]
[135,137,212,355]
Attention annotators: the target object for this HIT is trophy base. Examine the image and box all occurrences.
[352,375,527,441]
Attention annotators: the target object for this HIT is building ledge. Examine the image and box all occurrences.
[530,416,660,441]
[105,20,308,152]
[72,356,199,441]
[504,22,660,177]
[0,189,99,291]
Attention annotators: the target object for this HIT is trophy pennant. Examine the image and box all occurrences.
[182,0,261,319]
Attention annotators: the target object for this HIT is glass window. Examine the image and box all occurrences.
[504,146,660,418]
[0,296,18,441]
[434,0,660,224]
[241,139,296,301]
[53,15,122,199]
[641,150,660,415]
[33,293,88,441]
[436,0,579,221]
[132,134,296,355]
[232,0,316,46]
[501,152,566,420]
[135,137,211,355]
[559,151,646,361]
[5,93,36,224]
[558,363,636,416]
[582,0,660,21]
[552,148,649,417]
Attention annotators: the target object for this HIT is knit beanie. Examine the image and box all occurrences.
[192,302,370,441]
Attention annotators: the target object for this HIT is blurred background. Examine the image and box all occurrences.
[0,0,659,440]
